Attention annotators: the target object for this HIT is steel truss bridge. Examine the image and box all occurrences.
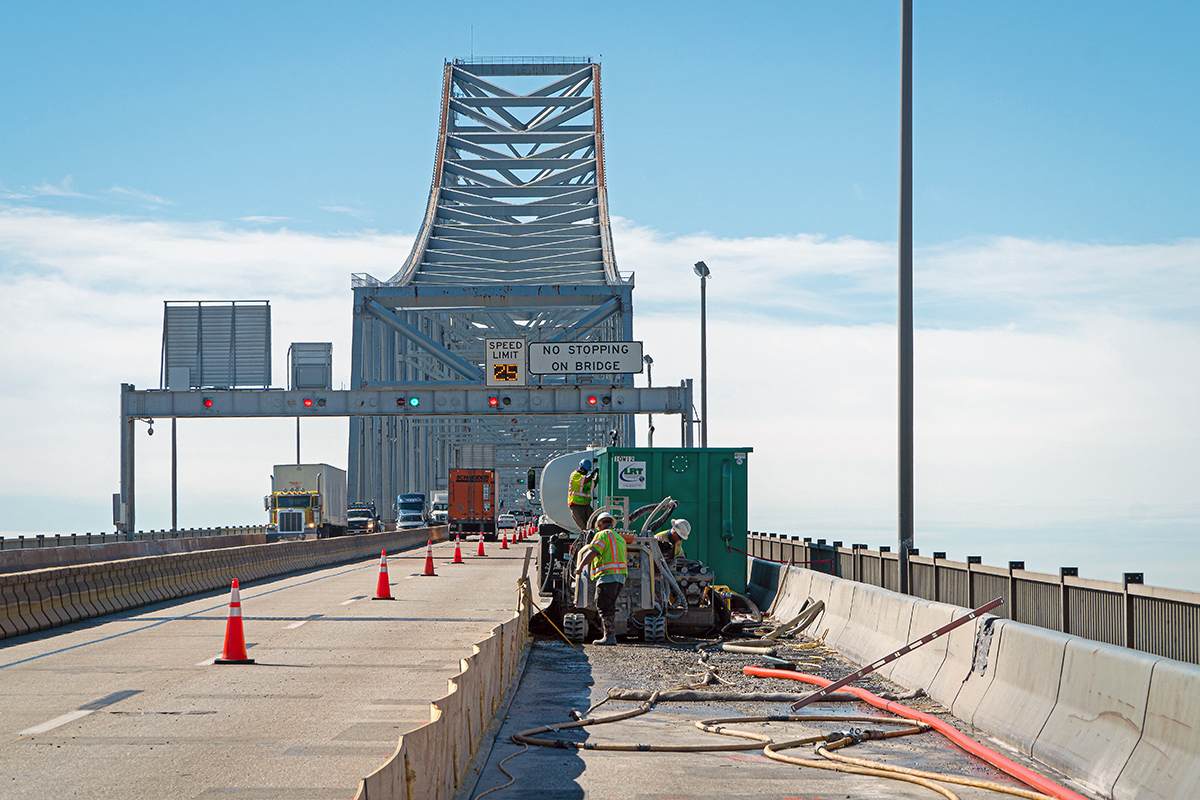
[116,58,694,533]
[347,57,673,518]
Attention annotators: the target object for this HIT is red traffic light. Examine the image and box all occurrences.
[202,397,213,408]
[488,396,500,407]
[303,398,313,408]
[587,396,598,406]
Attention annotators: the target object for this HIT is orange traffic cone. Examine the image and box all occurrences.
[476,536,487,557]
[452,536,464,564]
[421,540,437,576]
[501,534,509,549]
[215,579,254,664]
[372,550,395,600]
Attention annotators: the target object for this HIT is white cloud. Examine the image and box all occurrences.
[1,209,1197,587]
[320,205,374,221]
[107,186,174,207]
[28,176,91,198]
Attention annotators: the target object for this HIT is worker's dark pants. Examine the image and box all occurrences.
[596,580,624,618]
[570,503,593,531]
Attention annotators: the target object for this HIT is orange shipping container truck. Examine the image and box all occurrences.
[449,468,498,540]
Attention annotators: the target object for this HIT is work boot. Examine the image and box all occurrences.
[594,615,617,645]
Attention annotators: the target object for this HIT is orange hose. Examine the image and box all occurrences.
[744,666,1086,800]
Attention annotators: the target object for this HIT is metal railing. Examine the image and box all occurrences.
[1,527,269,551]
[747,532,1200,665]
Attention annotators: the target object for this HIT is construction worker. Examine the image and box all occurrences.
[574,512,625,645]
[654,518,691,562]
[567,458,596,531]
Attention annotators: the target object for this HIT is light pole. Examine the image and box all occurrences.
[693,261,711,448]
[898,0,915,594]
[643,354,655,447]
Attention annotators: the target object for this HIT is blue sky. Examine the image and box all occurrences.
[1,2,1198,589]
[3,1,1197,244]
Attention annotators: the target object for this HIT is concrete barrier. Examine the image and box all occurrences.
[1113,657,1200,800]
[758,561,1200,800]
[0,527,448,640]
[356,578,530,800]
[1033,638,1159,797]
[0,532,269,574]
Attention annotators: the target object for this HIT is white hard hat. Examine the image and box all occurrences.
[671,519,691,540]
[595,512,615,527]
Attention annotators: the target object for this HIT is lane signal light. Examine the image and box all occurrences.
[203,397,214,408]
[488,396,500,407]
[303,398,313,407]
[587,396,598,406]
[408,397,420,407]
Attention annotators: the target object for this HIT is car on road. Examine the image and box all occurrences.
[496,513,517,535]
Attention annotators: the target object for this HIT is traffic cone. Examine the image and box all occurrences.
[215,579,254,664]
[501,534,509,549]
[452,536,464,564]
[421,540,437,576]
[372,550,395,600]
[476,536,487,557]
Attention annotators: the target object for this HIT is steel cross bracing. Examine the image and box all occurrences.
[349,59,646,519]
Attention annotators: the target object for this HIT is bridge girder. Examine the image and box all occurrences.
[348,59,657,518]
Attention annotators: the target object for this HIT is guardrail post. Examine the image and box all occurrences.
[851,544,862,583]
[933,551,946,603]
[1123,572,1143,649]
[1008,561,1024,623]
[1059,567,1077,633]
[832,542,843,578]
[967,556,981,609]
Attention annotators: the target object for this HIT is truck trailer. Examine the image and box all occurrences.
[449,468,496,539]
[395,493,428,530]
[266,463,348,538]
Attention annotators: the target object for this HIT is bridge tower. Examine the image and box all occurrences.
[348,58,638,520]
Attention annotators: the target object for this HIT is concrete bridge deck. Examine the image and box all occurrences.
[0,539,525,800]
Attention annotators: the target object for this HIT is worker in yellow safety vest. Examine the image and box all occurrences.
[567,458,596,531]
[654,518,691,563]
[574,512,625,645]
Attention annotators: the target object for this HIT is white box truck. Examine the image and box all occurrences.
[266,463,348,538]
[430,490,449,525]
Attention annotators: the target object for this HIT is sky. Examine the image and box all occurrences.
[1,2,1198,589]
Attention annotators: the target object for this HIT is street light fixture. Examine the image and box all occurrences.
[643,354,655,447]
[693,261,711,448]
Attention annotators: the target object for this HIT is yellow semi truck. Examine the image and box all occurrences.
[265,463,347,537]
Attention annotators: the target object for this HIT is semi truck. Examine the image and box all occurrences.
[396,493,428,530]
[449,468,497,539]
[430,491,449,525]
[266,463,347,537]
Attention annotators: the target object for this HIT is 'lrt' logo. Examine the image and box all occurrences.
[620,465,644,481]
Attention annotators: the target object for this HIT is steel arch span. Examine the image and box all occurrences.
[348,58,674,521]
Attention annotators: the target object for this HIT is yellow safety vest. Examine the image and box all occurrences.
[654,531,683,560]
[568,469,594,506]
[586,529,627,580]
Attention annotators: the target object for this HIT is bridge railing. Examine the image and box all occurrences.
[747,531,1200,665]
[1,527,269,550]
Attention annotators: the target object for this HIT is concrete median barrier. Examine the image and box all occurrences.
[1113,657,1200,800]
[1033,638,1159,796]
[756,563,1200,799]
[356,578,531,800]
[0,526,449,640]
[969,618,1069,755]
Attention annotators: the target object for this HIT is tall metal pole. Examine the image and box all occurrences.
[171,418,178,530]
[296,417,301,465]
[701,274,708,448]
[898,0,915,594]
[645,356,655,447]
[119,383,136,540]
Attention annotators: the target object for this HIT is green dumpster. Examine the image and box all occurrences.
[593,447,752,593]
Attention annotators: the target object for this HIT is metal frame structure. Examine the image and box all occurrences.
[348,58,644,520]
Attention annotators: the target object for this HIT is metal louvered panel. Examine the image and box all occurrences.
[161,301,271,389]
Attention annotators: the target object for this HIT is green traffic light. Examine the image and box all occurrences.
[409,396,420,407]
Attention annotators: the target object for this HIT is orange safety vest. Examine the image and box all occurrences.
[568,469,594,506]
[586,529,627,580]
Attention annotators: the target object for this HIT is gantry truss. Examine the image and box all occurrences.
[349,58,656,519]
